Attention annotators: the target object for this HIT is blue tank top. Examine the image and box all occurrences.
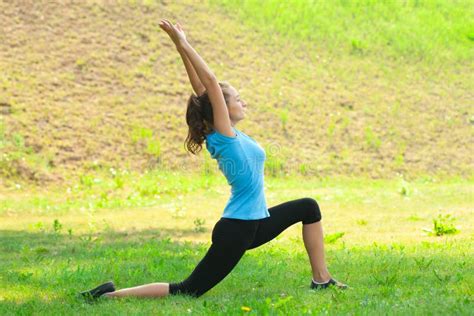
[205,126,270,220]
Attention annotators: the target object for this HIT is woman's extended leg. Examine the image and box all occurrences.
[247,197,332,282]
[104,239,244,299]
[105,218,257,299]
[104,283,169,298]
[105,240,247,299]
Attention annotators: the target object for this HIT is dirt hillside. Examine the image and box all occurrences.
[0,0,472,187]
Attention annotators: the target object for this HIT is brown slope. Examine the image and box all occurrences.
[0,0,472,187]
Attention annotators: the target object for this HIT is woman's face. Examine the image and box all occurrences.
[226,86,247,125]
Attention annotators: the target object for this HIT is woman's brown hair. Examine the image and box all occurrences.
[184,81,232,155]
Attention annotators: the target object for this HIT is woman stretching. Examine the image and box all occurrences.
[80,19,348,300]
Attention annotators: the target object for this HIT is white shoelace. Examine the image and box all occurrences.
[312,278,330,284]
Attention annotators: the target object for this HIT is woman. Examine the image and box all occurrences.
[80,19,348,300]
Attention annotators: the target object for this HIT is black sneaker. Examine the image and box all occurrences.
[310,278,348,290]
[80,281,115,300]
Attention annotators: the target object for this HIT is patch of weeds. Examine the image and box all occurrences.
[4,270,34,283]
[137,179,160,197]
[364,126,382,150]
[398,180,411,197]
[324,232,345,244]
[193,218,206,233]
[264,144,286,177]
[350,38,366,55]
[109,167,125,189]
[53,219,62,234]
[96,191,109,208]
[372,272,398,286]
[414,257,433,269]
[30,221,46,233]
[130,125,162,166]
[298,163,310,176]
[79,234,102,246]
[113,175,125,189]
[423,213,459,236]
[130,126,153,144]
[146,138,162,159]
[394,141,407,168]
[0,128,49,181]
[279,108,289,131]
[79,174,95,189]
[432,269,453,283]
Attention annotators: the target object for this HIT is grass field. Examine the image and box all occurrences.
[209,0,473,66]
[1,170,473,314]
[1,0,473,314]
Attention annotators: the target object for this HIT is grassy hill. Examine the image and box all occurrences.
[0,0,472,188]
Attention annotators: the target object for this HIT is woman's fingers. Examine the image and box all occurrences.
[159,23,169,33]
[164,19,173,27]
[160,19,181,31]
[159,20,174,34]
[159,19,185,42]
[160,19,170,27]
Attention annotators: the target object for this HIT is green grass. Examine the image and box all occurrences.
[208,0,473,66]
[1,171,473,314]
[0,1,473,313]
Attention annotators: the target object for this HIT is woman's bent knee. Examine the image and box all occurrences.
[302,197,322,224]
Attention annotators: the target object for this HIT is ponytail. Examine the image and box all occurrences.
[184,81,231,155]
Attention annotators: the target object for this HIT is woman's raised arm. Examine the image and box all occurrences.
[159,19,234,138]
[177,46,206,96]
[159,19,205,96]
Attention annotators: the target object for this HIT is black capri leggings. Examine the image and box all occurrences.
[168,197,322,298]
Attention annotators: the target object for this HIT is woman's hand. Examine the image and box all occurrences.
[159,19,187,47]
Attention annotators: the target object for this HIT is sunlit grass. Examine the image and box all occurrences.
[208,0,473,66]
[1,0,473,313]
[1,171,473,314]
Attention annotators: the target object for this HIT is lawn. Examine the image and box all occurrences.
[1,0,472,314]
[1,171,472,314]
